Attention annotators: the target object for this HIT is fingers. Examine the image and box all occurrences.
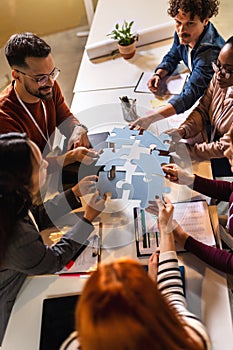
[149,250,159,263]
[162,164,178,182]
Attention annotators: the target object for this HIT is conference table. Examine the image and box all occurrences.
[2,0,233,349]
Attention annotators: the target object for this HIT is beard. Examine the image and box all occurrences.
[24,82,54,100]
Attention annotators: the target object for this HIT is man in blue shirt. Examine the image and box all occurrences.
[131,0,225,132]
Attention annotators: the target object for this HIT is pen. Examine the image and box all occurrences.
[141,209,147,248]
[98,222,102,263]
[59,273,90,278]
[155,231,159,247]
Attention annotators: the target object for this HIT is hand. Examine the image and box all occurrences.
[147,75,161,94]
[83,191,106,222]
[68,126,90,149]
[172,219,189,248]
[69,147,99,166]
[148,250,159,283]
[156,195,174,233]
[165,128,184,142]
[72,175,98,198]
[162,164,195,185]
[129,114,157,134]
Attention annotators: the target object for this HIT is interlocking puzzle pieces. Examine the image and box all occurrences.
[120,151,170,208]
[95,125,171,208]
[106,125,171,151]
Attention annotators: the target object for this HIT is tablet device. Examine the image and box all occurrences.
[39,294,80,350]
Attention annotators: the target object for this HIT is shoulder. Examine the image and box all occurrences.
[0,82,18,109]
[59,331,79,350]
[201,22,225,47]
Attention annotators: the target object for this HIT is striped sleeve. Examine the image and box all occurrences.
[157,251,211,350]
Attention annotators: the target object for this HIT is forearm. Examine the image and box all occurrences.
[185,235,233,274]
[33,189,82,230]
[148,103,177,123]
[159,225,176,253]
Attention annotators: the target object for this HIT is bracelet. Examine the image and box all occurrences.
[76,123,88,132]
[154,73,162,79]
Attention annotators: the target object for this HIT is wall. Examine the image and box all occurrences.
[0,0,97,47]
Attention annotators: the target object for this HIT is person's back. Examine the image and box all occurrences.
[61,257,210,350]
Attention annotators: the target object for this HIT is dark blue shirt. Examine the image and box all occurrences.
[155,22,225,114]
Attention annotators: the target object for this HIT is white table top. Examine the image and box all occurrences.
[73,41,172,92]
[87,0,172,45]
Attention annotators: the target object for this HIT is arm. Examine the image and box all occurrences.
[158,250,211,350]
[162,164,233,202]
[169,43,222,114]
[156,196,210,349]
[53,82,90,148]
[32,175,99,230]
[5,191,105,274]
[176,77,215,139]
[173,224,233,274]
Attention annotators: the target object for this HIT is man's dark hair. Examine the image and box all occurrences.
[167,0,220,21]
[5,32,51,68]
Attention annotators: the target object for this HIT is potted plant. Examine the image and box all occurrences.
[107,20,138,59]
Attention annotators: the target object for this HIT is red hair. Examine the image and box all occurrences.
[75,258,203,350]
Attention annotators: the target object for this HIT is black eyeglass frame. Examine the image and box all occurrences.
[14,67,61,86]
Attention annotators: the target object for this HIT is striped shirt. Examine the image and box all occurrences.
[158,251,211,350]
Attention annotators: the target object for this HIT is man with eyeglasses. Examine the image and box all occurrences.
[130,0,224,132]
[0,32,98,180]
[165,36,233,175]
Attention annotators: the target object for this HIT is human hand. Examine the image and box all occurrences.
[129,114,157,134]
[162,164,195,185]
[72,175,98,198]
[147,75,161,93]
[83,191,106,222]
[68,126,90,149]
[172,219,189,248]
[155,195,174,233]
[165,128,184,142]
[148,250,159,283]
[69,147,99,165]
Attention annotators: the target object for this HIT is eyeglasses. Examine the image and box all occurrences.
[212,61,233,80]
[15,67,61,86]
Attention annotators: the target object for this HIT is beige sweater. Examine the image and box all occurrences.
[178,73,233,161]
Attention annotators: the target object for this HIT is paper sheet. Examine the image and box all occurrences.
[135,200,215,257]
[134,71,189,94]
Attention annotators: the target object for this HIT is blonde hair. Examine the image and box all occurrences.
[75,258,203,350]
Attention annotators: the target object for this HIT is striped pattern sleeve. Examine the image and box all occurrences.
[59,331,79,350]
[157,251,211,350]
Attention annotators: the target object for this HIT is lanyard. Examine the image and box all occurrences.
[15,88,52,150]
[28,210,39,232]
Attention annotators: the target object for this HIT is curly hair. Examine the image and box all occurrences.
[167,0,220,21]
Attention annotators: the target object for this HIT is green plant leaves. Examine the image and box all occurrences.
[107,20,138,46]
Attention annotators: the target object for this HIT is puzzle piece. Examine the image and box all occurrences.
[96,170,126,198]
[95,147,130,171]
[107,125,171,151]
[95,126,171,208]
[131,153,165,180]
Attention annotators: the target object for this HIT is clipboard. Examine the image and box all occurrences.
[134,200,216,257]
[134,207,159,258]
[134,71,189,95]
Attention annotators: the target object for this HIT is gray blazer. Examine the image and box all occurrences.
[0,189,94,344]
